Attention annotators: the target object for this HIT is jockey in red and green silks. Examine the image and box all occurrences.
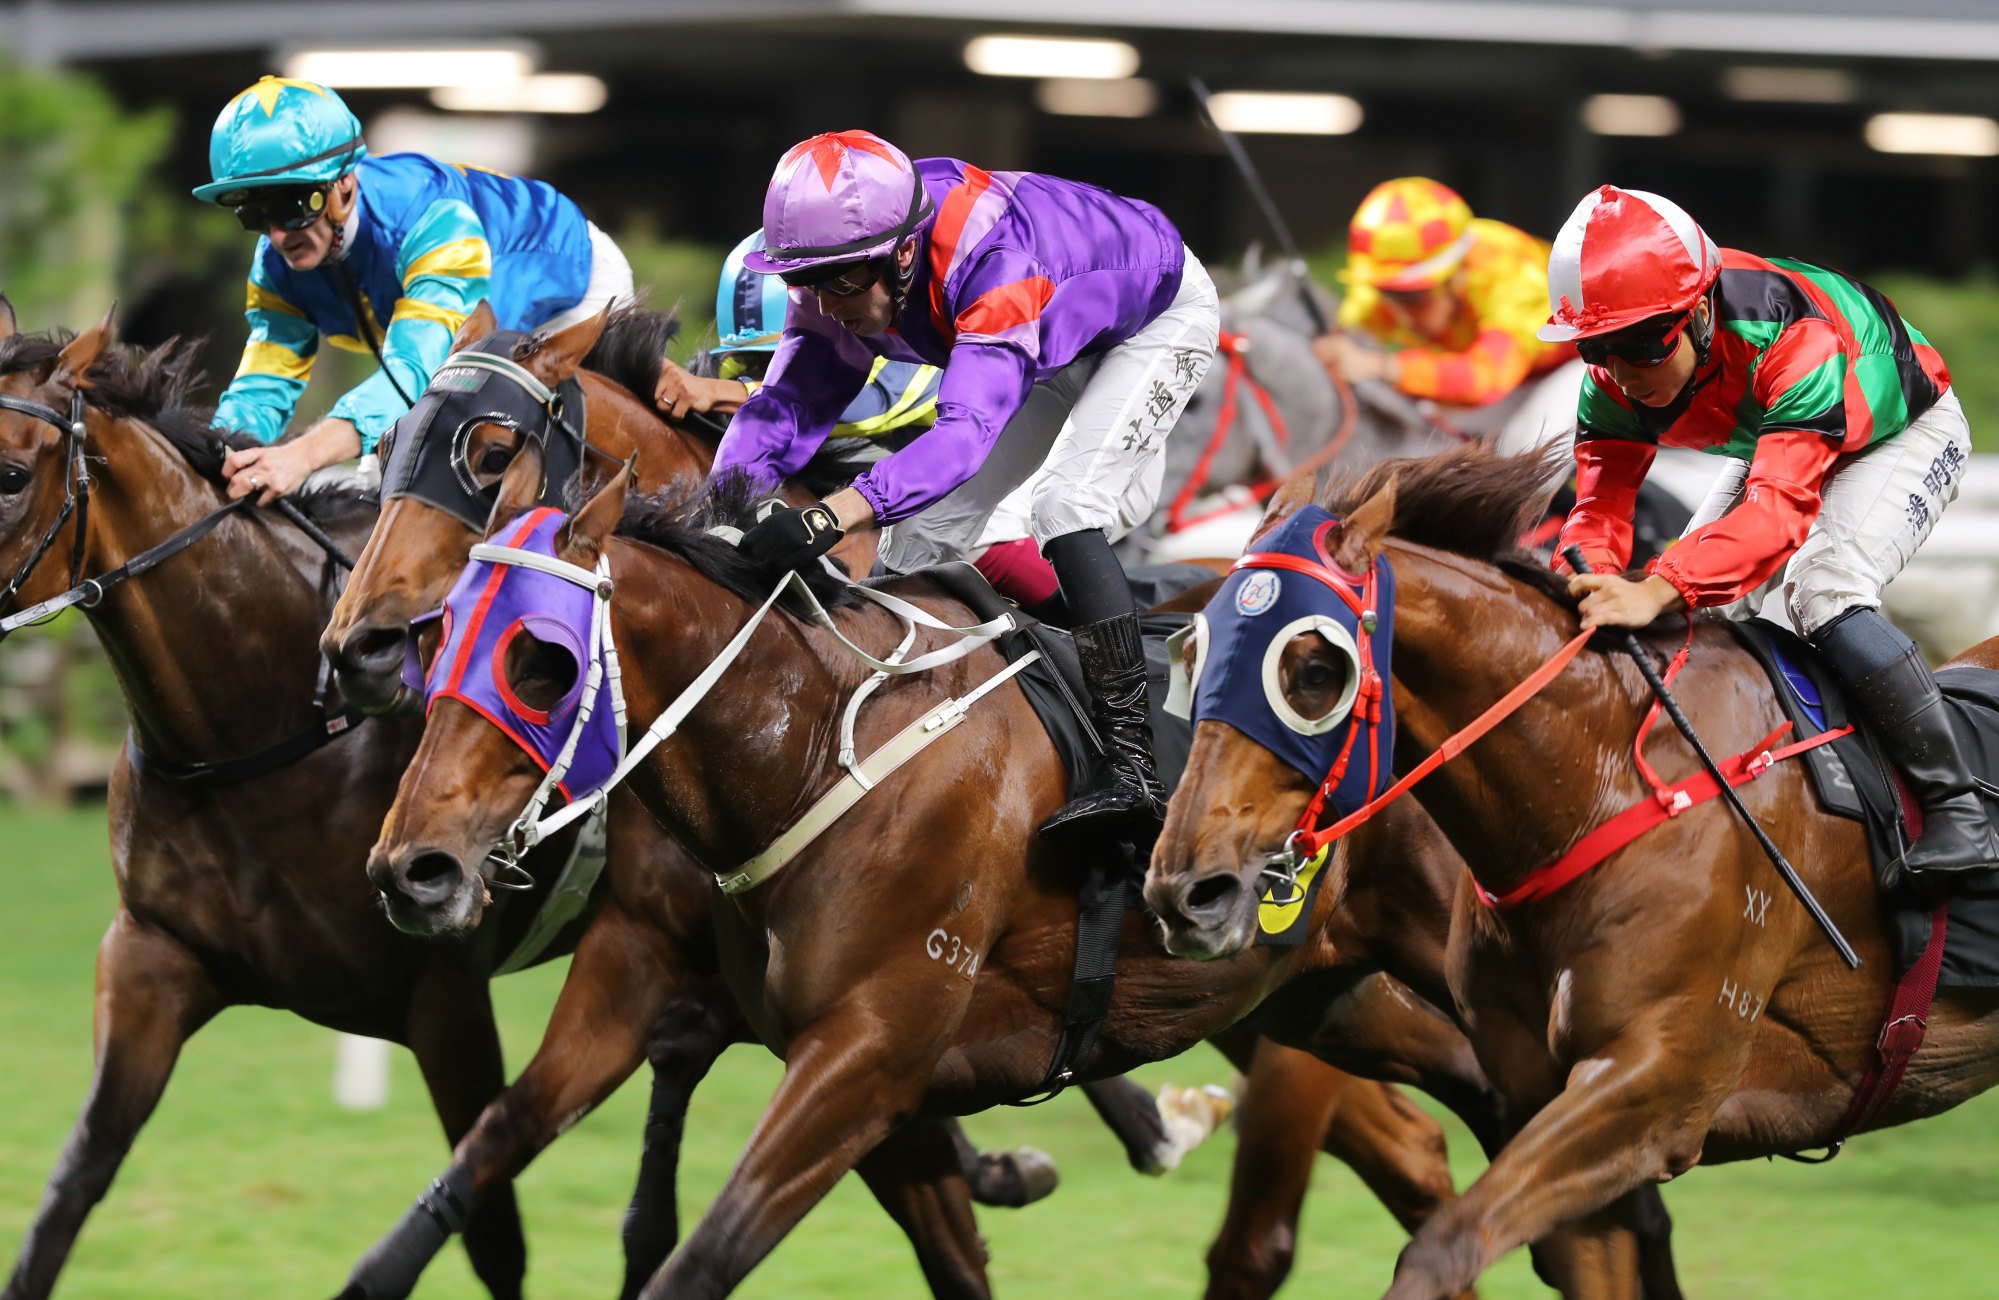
[194,76,631,505]
[1547,184,1995,884]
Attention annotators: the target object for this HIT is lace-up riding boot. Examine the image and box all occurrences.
[1038,529,1166,842]
[1813,606,1999,881]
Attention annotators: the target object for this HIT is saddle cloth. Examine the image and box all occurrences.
[1733,618,1999,987]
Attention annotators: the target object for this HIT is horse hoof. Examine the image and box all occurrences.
[972,1146,1061,1208]
[1142,1082,1238,1174]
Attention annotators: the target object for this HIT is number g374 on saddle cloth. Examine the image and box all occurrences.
[1166,505,1396,894]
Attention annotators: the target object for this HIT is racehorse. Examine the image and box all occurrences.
[0,304,542,1299]
[326,307,1473,1298]
[1149,440,1999,1298]
[365,434,1679,1298]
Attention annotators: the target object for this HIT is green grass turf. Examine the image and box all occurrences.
[4,803,1999,1297]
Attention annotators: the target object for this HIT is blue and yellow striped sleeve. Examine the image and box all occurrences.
[740,358,942,440]
[330,198,494,451]
[214,250,318,444]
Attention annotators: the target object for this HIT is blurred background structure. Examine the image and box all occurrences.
[8,0,1999,796]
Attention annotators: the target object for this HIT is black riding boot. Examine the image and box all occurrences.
[1812,606,1999,881]
[1037,529,1166,842]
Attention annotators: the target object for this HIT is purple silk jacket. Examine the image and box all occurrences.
[711,157,1187,525]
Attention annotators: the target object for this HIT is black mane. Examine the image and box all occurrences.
[566,303,681,410]
[0,329,374,526]
[1323,440,1567,565]
[611,470,858,612]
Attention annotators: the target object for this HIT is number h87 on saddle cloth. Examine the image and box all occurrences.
[404,503,1032,892]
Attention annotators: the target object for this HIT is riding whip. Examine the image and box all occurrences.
[1188,77,1330,336]
[1564,546,1861,969]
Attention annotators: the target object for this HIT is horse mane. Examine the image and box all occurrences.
[0,329,374,527]
[610,470,858,612]
[563,303,681,410]
[1322,439,1568,569]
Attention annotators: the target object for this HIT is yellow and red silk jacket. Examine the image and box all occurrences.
[1558,249,1951,607]
[1338,217,1572,407]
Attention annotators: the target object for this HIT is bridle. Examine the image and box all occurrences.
[0,386,91,622]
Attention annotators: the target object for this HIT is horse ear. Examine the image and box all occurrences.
[486,433,547,536]
[521,303,612,389]
[1330,475,1397,572]
[0,295,17,341]
[1245,469,1317,548]
[556,455,633,563]
[53,304,116,387]
[450,300,497,355]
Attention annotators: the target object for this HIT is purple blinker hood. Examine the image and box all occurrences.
[405,506,621,803]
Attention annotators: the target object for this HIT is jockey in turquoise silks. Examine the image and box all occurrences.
[195,76,633,505]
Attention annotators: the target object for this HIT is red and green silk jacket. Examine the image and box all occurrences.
[1558,249,1950,606]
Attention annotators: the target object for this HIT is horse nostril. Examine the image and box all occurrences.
[348,625,405,670]
[398,851,462,903]
[1182,873,1242,923]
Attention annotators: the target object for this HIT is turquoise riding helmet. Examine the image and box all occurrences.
[714,230,793,355]
[192,76,367,204]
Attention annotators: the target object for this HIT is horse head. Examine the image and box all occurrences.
[1145,466,1399,959]
[322,301,701,713]
[368,435,636,937]
[0,302,115,624]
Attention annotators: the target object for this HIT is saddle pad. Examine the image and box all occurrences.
[1733,618,1999,986]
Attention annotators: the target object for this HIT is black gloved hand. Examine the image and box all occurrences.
[738,500,846,575]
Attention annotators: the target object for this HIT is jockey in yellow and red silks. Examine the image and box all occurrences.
[1317,177,1574,412]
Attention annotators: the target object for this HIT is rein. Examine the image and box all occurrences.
[0,388,90,628]
[475,541,1020,891]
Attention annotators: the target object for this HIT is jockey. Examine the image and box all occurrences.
[1548,184,1996,881]
[712,130,1220,842]
[195,76,632,505]
[653,229,943,445]
[1318,178,1574,428]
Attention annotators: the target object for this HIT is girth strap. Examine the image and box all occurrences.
[1010,847,1133,1106]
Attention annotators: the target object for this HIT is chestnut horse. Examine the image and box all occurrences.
[1151,441,1999,1299]
[0,307,555,1299]
[326,307,1469,1298]
[366,438,1678,1298]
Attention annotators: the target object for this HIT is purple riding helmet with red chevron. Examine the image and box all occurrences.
[741,130,935,276]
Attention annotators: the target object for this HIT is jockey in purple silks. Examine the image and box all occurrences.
[715,130,1220,844]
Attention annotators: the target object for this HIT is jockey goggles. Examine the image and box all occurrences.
[1574,311,1690,369]
[226,184,330,234]
[779,258,884,298]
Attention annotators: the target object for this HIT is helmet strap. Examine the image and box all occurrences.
[1688,289,1717,369]
[885,238,919,323]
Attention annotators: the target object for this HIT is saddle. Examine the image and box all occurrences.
[893,562,1197,805]
[1734,619,1999,987]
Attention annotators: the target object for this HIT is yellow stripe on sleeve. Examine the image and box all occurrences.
[234,340,313,382]
[403,237,494,286]
[245,280,305,318]
[389,298,471,333]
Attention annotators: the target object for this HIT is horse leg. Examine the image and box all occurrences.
[400,967,524,1300]
[637,1006,938,1300]
[1384,1024,1715,1300]
[4,912,221,1300]
[855,1120,992,1300]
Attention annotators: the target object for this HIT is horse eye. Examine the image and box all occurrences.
[0,465,28,495]
[1299,661,1338,692]
[508,635,579,711]
[477,445,515,475]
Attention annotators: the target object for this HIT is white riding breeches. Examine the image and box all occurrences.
[539,223,636,334]
[1689,387,1972,637]
[879,248,1221,571]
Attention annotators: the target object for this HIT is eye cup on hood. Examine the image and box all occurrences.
[1261,615,1362,735]
[494,615,587,725]
[1163,614,1210,720]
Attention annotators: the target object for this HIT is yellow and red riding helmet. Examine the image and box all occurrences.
[1341,178,1475,292]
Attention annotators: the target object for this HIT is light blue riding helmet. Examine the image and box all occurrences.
[714,230,792,354]
[192,76,368,203]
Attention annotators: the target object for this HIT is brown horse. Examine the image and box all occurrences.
[1151,440,1999,1299]
[0,306,556,1299]
[364,438,1667,1299]
[326,307,1465,1298]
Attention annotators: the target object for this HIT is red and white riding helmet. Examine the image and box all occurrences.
[1539,185,1721,342]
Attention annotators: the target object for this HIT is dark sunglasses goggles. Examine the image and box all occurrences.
[779,258,886,298]
[1575,312,1691,369]
[227,186,331,234]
